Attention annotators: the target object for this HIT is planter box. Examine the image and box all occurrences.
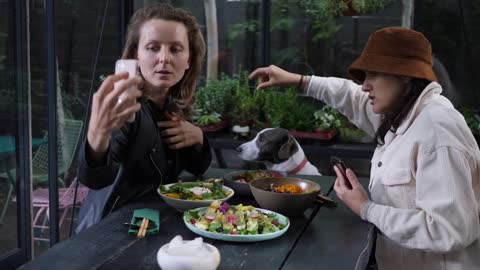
[200,121,229,133]
[289,130,337,141]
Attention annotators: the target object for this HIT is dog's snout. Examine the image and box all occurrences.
[235,146,242,153]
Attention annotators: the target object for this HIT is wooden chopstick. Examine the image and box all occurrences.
[137,218,148,238]
[142,219,149,238]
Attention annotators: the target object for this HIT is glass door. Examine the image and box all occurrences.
[0,0,33,268]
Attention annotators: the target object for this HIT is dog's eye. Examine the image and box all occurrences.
[258,136,264,142]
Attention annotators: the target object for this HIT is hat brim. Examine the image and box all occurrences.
[348,52,437,83]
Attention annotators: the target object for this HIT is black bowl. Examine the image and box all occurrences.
[223,170,284,197]
[249,177,321,216]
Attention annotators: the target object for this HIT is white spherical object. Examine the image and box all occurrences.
[157,235,220,270]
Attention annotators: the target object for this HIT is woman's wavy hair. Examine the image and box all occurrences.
[121,4,205,120]
[374,78,431,145]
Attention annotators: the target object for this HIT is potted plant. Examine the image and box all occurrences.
[311,105,342,140]
[283,100,334,141]
[230,78,262,137]
[262,87,298,129]
[314,105,342,133]
[314,105,371,143]
[262,87,333,141]
[193,76,238,132]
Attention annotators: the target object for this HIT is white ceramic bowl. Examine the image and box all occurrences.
[157,183,234,211]
[157,239,220,270]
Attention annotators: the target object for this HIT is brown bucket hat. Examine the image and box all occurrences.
[348,27,437,83]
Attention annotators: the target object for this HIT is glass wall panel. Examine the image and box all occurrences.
[0,0,20,256]
[27,0,121,256]
[415,0,480,109]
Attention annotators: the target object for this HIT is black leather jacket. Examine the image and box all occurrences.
[75,98,211,232]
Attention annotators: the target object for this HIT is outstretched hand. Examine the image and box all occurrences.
[333,166,369,216]
[158,113,204,150]
[248,65,302,90]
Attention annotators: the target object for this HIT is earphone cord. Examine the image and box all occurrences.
[146,100,164,186]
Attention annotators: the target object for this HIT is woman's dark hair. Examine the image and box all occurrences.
[374,78,431,145]
[121,4,205,120]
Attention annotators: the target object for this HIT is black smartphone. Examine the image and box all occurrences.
[331,157,352,189]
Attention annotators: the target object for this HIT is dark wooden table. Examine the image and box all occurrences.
[20,168,374,270]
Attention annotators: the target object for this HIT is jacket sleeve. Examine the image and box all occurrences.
[76,122,134,190]
[362,146,480,253]
[304,76,381,138]
[178,133,212,176]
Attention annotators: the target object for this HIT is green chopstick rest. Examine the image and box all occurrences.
[128,208,160,235]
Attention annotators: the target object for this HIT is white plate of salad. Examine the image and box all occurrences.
[183,201,290,242]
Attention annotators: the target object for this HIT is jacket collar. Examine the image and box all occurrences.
[395,81,442,135]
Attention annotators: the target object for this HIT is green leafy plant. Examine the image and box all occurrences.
[193,111,222,127]
[227,20,259,47]
[283,101,316,132]
[227,0,392,71]
[193,75,239,126]
[228,0,393,44]
[314,105,343,131]
[263,88,298,128]
[348,0,395,14]
[462,108,480,136]
[263,87,316,132]
[314,105,370,142]
[231,73,263,126]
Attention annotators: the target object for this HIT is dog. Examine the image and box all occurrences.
[236,128,321,175]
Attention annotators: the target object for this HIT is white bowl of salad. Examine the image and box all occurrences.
[158,180,234,211]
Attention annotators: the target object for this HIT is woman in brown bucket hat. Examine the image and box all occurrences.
[249,27,480,270]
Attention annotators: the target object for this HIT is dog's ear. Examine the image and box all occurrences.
[278,135,298,160]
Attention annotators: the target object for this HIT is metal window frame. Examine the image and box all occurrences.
[261,0,270,66]
[47,0,133,246]
[46,0,60,247]
[0,0,32,268]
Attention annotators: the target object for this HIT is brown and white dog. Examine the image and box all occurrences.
[236,128,321,175]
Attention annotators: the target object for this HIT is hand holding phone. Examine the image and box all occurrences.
[115,59,139,122]
[331,156,352,189]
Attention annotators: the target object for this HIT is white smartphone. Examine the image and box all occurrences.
[115,59,138,78]
[114,59,138,122]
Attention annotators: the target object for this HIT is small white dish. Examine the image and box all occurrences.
[157,235,220,270]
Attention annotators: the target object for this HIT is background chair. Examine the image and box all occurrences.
[31,177,89,243]
[0,118,83,224]
[30,118,84,187]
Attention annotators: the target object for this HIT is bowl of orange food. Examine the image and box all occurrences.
[249,177,322,216]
